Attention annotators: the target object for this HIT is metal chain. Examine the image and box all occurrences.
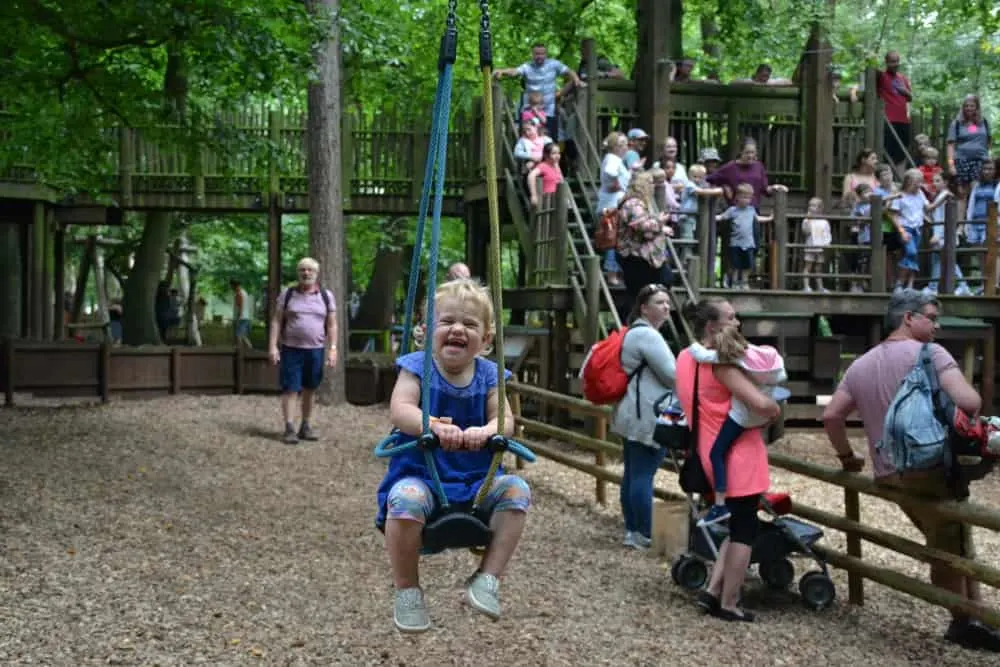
[446,0,458,32]
[478,0,490,36]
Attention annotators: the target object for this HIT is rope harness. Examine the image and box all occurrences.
[374,0,535,553]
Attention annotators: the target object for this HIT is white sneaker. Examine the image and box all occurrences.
[622,531,650,551]
[954,283,973,296]
[802,285,813,293]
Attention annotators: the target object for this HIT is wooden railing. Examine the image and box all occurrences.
[1,107,474,211]
[690,193,1000,297]
[507,381,1000,627]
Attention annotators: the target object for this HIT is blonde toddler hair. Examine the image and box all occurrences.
[735,183,754,197]
[434,278,496,340]
[688,164,707,180]
[901,168,923,191]
[713,325,749,365]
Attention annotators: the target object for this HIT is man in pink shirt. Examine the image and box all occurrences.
[876,51,913,174]
[268,257,338,444]
[823,290,999,652]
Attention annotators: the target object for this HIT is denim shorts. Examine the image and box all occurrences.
[235,318,251,337]
[279,345,324,392]
[898,226,921,271]
[729,246,755,271]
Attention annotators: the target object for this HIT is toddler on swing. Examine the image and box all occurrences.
[690,323,788,526]
[375,279,531,633]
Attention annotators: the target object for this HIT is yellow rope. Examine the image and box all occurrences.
[473,61,506,508]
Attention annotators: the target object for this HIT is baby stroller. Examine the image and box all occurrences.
[654,395,837,611]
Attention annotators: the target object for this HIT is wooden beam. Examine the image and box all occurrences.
[31,202,45,339]
[266,202,282,325]
[803,21,834,203]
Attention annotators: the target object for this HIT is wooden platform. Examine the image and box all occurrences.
[504,286,1000,321]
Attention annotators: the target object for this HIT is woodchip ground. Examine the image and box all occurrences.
[1,395,998,666]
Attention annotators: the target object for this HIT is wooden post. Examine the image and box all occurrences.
[582,39,599,179]
[511,391,525,471]
[119,128,134,206]
[553,182,570,284]
[803,21,834,204]
[941,200,959,295]
[3,339,13,407]
[19,221,31,338]
[266,203,282,324]
[340,112,354,209]
[983,324,996,412]
[869,195,886,293]
[235,344,245,394]
[99,342,111,403]
[31,202,45,339]
[696,197,714,288]
[635,0,672,152]
[862,68,880,158]
[985,202,998,297]
[53,222,65,340]
[772,190,788,290]
[845,488,864,604]
[170,347,181,394]
[42,209,55,340]
[593,415,608,505]
[726,107,741,160]
[268,109,282,206]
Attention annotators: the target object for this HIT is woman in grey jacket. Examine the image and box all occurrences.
[610,284,678,550]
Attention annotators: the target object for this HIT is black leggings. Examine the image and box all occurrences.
[620,255,672,304]
[725,494,760,546]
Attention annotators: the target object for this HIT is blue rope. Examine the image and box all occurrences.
[419,63,455,507]
[399,70,449,357]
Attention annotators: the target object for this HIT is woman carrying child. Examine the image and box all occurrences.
[675,298,781,622]
[689,323,788,526]
[610,284,678,550]
[376,279,531,633]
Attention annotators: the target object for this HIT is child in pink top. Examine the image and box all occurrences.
[689,327,787,526]
[520,91,547,128]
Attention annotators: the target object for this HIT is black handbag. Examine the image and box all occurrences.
[677,364,712,495]
[653,390,691,451]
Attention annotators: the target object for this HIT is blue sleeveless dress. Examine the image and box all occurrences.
[375,352,513,526]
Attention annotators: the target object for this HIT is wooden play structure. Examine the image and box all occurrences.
[3,14,1000,414]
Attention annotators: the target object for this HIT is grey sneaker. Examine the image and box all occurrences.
[298,423,319,441]
[283,426,299,445]
[465,572,501,620]
[393,588,431,633]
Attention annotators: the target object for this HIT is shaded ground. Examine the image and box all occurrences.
[0,396,997,666]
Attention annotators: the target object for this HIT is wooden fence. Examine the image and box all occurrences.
[508,382,1000,628]
[0,341,396,406]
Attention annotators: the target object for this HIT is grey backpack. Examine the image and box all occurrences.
[875,344,947,473]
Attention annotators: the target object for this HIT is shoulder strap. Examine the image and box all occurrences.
[317,283,332,315]
[691,362,700,443]
[620,325,649,418]
[985,117,991,143]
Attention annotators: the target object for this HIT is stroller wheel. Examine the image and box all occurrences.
[759,558,795,590]
[799,572,836,610]
[675,556,709,591]
[670,555,685,585]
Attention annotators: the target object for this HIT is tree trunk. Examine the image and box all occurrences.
[121,212,171,344]
[307,0,346,404]
[700,11,721,69]
[0,223,22,338]
[121,39,188,346]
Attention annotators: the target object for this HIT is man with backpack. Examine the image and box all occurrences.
[822,290,1000,652]
[267,257,338,445]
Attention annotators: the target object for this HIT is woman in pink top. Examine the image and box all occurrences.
[527,143,563,207]
[840,148,879,210]
[674,297,781,623]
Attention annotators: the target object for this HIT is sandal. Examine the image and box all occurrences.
[696,591,720,614]
[713,607,755,622]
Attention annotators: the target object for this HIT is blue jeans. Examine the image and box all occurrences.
[709,417,746,494]
[620,440,667,538]
[898,226,921,271]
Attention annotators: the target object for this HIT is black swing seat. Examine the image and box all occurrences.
[422,506,493,554]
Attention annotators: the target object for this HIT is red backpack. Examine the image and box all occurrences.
[580,324,647,409]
